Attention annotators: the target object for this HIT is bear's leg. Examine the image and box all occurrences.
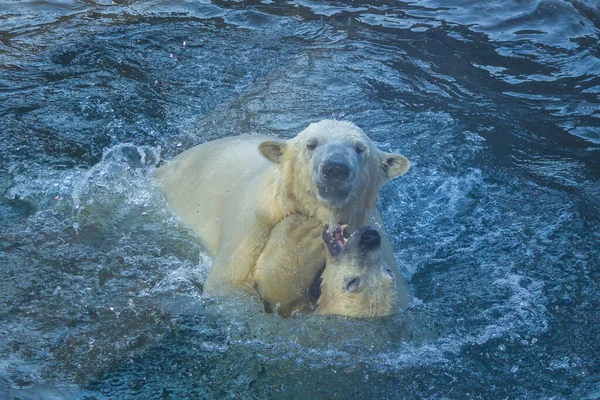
[249,215,326,316]
[203,215,275,296]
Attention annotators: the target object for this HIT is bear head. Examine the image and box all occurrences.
[316,224,396,317]
[258,120,410,227]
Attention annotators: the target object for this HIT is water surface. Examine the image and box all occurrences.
[1,0,599,398]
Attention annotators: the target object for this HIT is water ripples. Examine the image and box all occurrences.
[1,0,599,398]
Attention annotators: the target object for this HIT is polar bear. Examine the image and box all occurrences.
[154,120,410,308]
[251,214,395,317]
[318,223,395,317]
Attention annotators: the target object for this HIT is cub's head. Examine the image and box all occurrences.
[316,224,396,317]
[258,120,410,216]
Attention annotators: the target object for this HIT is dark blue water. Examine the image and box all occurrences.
[1,1,599,399]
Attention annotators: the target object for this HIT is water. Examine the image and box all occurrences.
[1,0,599,398]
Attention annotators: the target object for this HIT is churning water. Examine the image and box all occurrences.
[1,1,599,398]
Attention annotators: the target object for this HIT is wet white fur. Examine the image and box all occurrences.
[252,214,395,317]
[154,120,410,309]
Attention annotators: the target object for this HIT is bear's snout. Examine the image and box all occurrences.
[315,150,357,207]
[359,227,381,250]
[322,160,350,182]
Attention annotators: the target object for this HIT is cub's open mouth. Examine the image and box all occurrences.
[322,224,350,257]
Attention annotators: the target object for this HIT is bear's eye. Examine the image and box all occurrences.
[355,144,366,154]
[306,141,318,151]
[344,276,361,292]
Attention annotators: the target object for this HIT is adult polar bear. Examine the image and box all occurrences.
[154,120,411,309]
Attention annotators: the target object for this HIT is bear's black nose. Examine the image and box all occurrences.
[359,227,381,249]
[322,160,350,182]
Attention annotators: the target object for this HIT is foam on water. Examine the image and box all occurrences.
[71,143,161,211]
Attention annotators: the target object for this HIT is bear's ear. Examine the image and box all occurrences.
[381,153,410,179]
[258,140,287,164]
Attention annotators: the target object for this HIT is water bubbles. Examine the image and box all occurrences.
[71,143,162,213]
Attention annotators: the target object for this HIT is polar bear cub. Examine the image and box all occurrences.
[252,214,395,317]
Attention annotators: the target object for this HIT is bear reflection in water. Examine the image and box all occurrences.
[154,120,410,317]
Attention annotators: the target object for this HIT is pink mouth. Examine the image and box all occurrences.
[322,224,350,257]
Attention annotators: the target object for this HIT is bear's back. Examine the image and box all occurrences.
[154,134,279,254]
